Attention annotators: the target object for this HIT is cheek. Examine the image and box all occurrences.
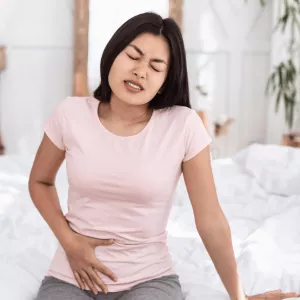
[108,55,127,86]
[148,74,167,93]
[108,60,120,86]
[108,68,116,90]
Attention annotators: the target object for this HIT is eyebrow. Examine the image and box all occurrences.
[128,44,167,65]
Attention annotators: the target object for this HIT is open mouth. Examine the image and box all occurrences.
[124,80,144,91]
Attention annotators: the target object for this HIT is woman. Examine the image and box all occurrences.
[29,12,297,300]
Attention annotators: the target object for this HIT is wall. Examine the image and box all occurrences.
[0,0,74,155]
[183,0,273,157]
[0,0,285,157]
[266,0,300,143]
[0,0,168,155]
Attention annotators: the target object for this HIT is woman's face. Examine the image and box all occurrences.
[108,33,170,106]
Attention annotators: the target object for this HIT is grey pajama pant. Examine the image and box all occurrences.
[35,274,184,300]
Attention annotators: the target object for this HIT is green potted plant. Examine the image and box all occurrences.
[246,0,300,139]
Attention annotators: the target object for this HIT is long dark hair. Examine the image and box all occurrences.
[93,12,191,109]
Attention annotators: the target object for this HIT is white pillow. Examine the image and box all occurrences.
[233,143,300,196]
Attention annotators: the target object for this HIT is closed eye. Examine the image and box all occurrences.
[151,66,160,72]
[126,53,139,60]
[126,53,162,72]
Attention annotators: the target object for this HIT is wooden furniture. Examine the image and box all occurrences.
[214,118,234,137]
[73,0,89,96]
[169,0,183,29]
[0,46,6,155]
[0,135,4,155]
[281,132,300,148]
[197,111,210,131]
[0,47,6,71]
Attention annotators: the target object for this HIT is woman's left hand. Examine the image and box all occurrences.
[245,289,299,299]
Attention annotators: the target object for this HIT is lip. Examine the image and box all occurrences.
[124,80,144,90]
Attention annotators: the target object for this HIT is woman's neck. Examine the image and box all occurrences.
[101,95,152,125]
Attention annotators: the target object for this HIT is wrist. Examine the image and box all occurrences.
[57,225,77,252]
[231,295,247,300]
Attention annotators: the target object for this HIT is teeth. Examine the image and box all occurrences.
[126,81,142,90]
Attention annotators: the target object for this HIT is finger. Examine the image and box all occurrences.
[74,271,85,290]
[78,274,88,290]
[281,292,299,299]
[79,269,98,295]
[87,267,108,294]
[93,261,118,282]
[89,238,115,247]
[82,278,89,291]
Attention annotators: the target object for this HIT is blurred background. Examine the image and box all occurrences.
[0,0,300,158]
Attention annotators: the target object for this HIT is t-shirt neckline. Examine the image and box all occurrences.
[92,97,156,139]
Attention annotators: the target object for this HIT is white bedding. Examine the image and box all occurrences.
[0,144,300,299]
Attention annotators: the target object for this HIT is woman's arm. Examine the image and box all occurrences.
[182,145,246,300]
[29,134,117,294]
[28,134,75,250]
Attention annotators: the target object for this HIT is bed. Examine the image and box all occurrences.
[0,143,300,299]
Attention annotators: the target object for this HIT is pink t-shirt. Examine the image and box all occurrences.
[44,96,212,292]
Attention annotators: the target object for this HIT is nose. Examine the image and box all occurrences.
[133,66,147,79]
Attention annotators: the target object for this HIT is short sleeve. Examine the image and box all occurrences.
[44,98,68,150]
[183,109,212,162]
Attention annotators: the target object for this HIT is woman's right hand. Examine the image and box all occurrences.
[245,290,300,299]
[63,232,118,295]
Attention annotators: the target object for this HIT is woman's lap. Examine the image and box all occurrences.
[34,276,94,300]
[35,274,184,300]
[118,274,184,300]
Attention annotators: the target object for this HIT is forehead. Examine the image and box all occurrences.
[129,33,170,61]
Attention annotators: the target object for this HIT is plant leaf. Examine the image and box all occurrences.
[275,90,282,112]
[266,71,277,95]
[260,0,265,6]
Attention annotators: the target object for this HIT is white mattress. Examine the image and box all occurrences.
[0,144,300,299]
